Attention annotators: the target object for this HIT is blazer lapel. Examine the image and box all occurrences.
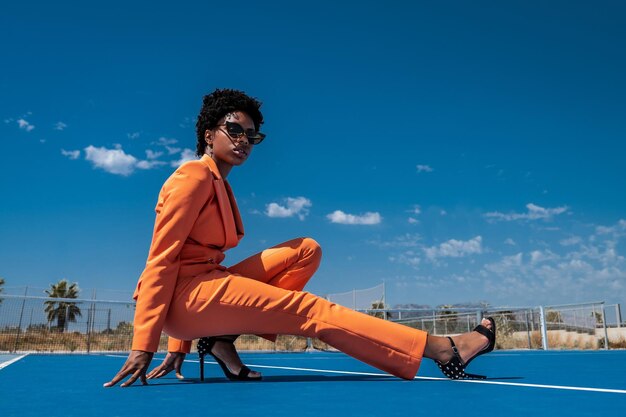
[201,155,244,249]
[224,180,244,241]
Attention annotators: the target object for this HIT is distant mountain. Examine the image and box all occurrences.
[388,302,490,320]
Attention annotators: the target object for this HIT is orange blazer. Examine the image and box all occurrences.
[131,155,244,352]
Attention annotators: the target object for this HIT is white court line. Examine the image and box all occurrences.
[104,354,626,394]
[0,354,28,370]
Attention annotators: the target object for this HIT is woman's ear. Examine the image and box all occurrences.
[205,130,213,146]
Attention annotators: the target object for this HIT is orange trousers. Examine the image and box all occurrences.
[163,237,428,379]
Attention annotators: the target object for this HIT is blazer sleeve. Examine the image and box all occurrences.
[131,162,213,352]
[167,337,192,353]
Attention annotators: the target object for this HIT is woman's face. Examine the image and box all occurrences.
[205,111,256,167]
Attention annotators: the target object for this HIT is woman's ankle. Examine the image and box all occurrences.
[423,335,454,363]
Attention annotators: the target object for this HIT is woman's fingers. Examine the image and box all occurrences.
[151,367,170,379]
[121,369,145,387]
[103,366,133,387]
[146,363,169,379]
[104,350,154,388]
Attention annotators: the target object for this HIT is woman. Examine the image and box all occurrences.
[104,89,496,388]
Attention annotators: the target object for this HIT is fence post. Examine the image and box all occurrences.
[86,304,94,353]
[616,304,622,328]
[601,304,609,350]
[13,287,28,353]
[539,306,548,350]
[525,310,532,349]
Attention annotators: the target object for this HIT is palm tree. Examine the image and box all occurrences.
[44,279,82,332]
[368,301,391,319]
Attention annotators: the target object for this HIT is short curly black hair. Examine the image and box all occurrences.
[195,88,264,157]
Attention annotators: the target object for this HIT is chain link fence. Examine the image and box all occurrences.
[0,294,623,353]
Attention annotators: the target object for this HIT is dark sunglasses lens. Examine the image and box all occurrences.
[249,132,266,145]
[225,122,244,136]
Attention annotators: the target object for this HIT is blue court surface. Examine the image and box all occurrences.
[1,350,625,416]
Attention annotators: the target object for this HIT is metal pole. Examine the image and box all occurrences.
[525,310,532,349]
[13,287,28,352]
[87,288,96,353]
[616,304,622,328]
[86,304,93,353]
[601,304,609,350]
[539,306,548,350]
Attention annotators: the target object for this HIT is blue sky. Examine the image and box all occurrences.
[1,1,625,307]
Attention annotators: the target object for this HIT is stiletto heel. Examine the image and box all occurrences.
[199,353,205,381]
[197,337,262,382]
[435,317,496,380]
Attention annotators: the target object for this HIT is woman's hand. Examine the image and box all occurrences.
[103,350,154,388]
[146,352,186,380]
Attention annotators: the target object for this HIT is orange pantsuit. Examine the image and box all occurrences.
[132,155,427,379]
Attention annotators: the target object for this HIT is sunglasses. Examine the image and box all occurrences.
[217,121,266,145]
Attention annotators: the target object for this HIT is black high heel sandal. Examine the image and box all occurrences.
[435,316,496,380]
[197,336,262,382]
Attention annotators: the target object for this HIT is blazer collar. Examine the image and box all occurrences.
[201,154,223,179]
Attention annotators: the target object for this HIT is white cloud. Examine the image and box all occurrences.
[424,236,483,261]
[54,122,67,131]
[61,149,80,160]
[136,160,166,170]
[410,205,421,215]
[84,145,138,176]
[155,137,178,146]
[83,145,164,176]
[145,149,163,160]
[560,236,582,246]
[327,210,382,225]
[368,233,421,249]
[595,219,626,236]
[170,149,197,167]
[17,119,35,132]
[484,203,569,222]
[165,146,182,155]
[389,251,421,267]
[504,238,516,246]
[265,197,312,220]
[127,132,140,139]
[416,164,433,173]
[408,217,419,224]
[440,210,447,216]
[179,116,193,128]
[480,231,626,304]
[530,249,560,264]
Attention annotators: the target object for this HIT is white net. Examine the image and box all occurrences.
[326,283,385,310]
